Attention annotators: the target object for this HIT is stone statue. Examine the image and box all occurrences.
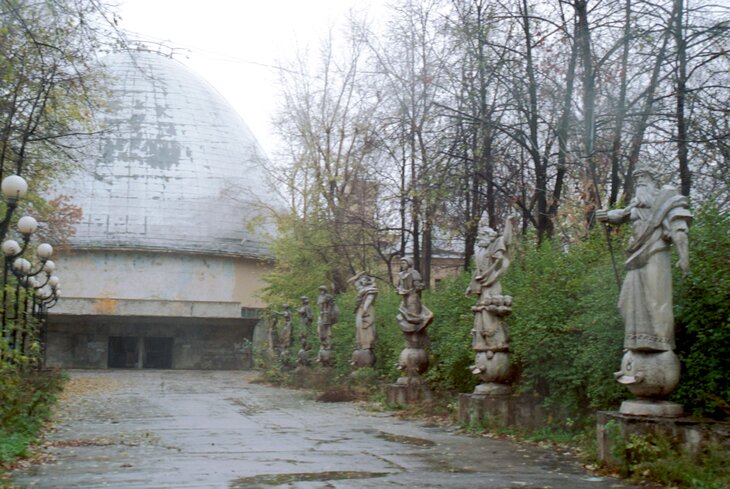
[298,296,313,341]
[466,213,516,395]
[267,315,280,355]
[349,272,378,368]
[297,336,310,368]
[277,304,293,350]
[316,285,338,366]
[395,257,433,383]
[296,296,313,367]
[597,166,691,416]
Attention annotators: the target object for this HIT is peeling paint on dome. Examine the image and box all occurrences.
[54,50,272,258]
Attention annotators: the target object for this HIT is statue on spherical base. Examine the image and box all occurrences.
[386,257,433,404]
[597,165,691,417]
[316,285,338,368]
[466,213,516,396]
[349,272,378,369]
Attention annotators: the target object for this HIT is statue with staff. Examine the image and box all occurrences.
[597,165,691,416]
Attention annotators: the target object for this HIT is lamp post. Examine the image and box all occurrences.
[1,239,22,342]
[0,175,28,241]
[0,210,58,366]
[0,174,28,345]
[32,281,60,368]
[13,243,56,359]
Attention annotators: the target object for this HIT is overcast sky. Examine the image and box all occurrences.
[117,0,385,157]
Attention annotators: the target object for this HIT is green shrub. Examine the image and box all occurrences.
[423,271,476,393]
[0,368,66,465]
[673,203,730,418]
[504,230,626,426]
[260,204,729,431]
[620,432,730,488]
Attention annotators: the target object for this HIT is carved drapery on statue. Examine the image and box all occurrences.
[350,272,378,368]
[395,257,433,383]
[316,286,338,366]
[296,296,313,368]
[466,214,515,395]
[278,305,293,351]
[598,166,691,416]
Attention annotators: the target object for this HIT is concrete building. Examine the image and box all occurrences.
[45,50,273,369]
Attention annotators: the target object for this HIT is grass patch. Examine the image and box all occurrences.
[619,433,730,489]
[0,369,66,471]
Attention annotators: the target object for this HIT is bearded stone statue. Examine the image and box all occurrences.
[597,166,691,416]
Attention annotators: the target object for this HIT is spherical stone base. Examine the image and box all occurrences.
[473,382,512,396]
[296,349,310,367]
[619,400,683,417]
[473,351,513,384]
[398,347,429,375]
[351,349,375,368]
[616,350,680,398]
[317,348,334,367]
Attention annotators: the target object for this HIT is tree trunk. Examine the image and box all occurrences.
[574,0,601,225]
[548,17,579,235]
[609,0,632,206]
[674,0,691,196]
[623,2,678,201]
[521,0,548,243]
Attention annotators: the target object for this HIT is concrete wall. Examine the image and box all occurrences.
[55,249,270,310]
[596,411,730,466]
[44,249,270,370]
[45,315,257,369]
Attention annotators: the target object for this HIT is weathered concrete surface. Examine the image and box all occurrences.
[12,370,635,488]
[597,410,730,466]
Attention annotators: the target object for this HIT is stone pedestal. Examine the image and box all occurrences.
[473,382,512,396]
[459,393,545,430]
[386,378,432,405]
[620,399,683,417]
[596,411,730,466]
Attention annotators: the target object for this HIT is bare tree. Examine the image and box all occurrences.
[0,0,122,241]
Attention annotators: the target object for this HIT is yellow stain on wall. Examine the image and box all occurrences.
[94,297,118,315]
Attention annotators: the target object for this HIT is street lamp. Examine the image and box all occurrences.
[0,175,62,368]
[37,243,53,260]
[0,210,59,364]
[1,175,28,202]
[17,215,38,236]
[2,239,21,256]
[0,175,28,241]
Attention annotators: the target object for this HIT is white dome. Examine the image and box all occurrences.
[57,50,271,257]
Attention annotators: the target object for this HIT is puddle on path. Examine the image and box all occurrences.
[228,471,390,487]
[376,431,436,447]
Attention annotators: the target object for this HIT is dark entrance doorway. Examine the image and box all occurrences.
[108,336,138,368]
[143,337,173,369]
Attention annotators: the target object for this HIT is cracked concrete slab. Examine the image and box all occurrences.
[11,370,636,488]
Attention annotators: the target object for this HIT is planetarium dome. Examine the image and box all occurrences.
[44,50,273,370]
[59,50,271,257]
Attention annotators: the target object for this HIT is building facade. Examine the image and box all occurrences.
[45,50,273,369]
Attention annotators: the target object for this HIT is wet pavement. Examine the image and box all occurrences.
[11,370,635,488]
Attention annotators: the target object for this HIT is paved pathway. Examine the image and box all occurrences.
[11,370,634,488]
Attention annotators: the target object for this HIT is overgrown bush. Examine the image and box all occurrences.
[0,368,65,465]
[423,271,475,393]
[617,431,730,488]
[673,203,730,418]
[261,204,729,431]
[503,230,627,425]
